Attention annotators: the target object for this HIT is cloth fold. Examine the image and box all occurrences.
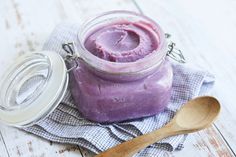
[24,23,215,157]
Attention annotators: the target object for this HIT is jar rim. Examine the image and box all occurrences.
[77,10,167,75]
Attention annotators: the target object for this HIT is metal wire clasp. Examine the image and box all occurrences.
[62,42,79,72]
[165,33,186,63]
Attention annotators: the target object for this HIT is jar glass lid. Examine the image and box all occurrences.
[0,51,68,127]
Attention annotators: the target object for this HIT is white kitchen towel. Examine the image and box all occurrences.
[24,23,215,157]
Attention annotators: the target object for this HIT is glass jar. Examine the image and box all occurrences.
[0,10,184,127]
[69,11,173,122]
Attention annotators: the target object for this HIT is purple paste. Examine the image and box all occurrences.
[84,21,159,62]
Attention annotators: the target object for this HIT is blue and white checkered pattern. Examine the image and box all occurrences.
[24,23,215,157]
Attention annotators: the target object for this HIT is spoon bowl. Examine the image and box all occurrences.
[174,96,221,132]
[96,96,221,157]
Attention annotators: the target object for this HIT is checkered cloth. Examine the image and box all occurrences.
[23,23,215,157]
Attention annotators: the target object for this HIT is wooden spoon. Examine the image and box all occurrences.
[95,96,221,157]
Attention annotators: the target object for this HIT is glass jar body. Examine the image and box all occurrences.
[69,59,173,122]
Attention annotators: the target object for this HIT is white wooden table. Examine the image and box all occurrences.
[0,0,235,156]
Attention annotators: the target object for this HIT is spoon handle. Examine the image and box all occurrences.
[95,124,177,157]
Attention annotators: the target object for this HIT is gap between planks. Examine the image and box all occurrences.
[0,130,10,157]
[213,124,236,157]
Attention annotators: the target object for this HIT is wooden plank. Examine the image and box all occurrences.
[168,126,233,157]
[60,0,139,24]
[135,0,236,155]
[0,0,82,156]
[0,125,82,157]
